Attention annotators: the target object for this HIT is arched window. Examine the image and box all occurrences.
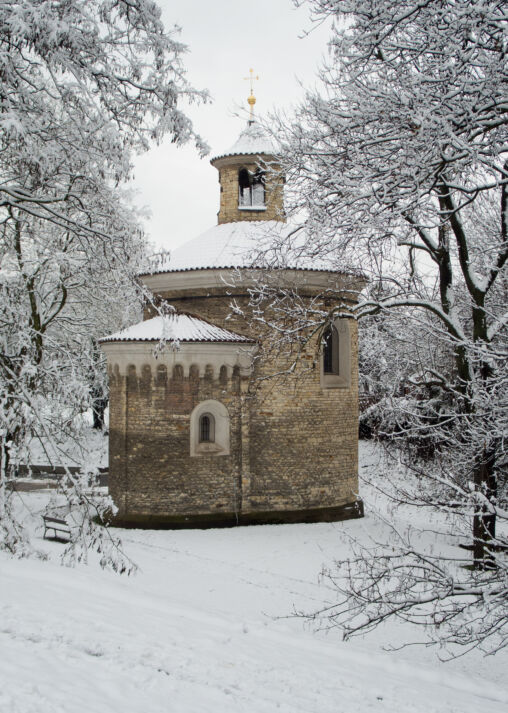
[323,325,339,375]
[199,413,215,443]
[238,168,250,204]
[190,400,230,456]
[238,168,265,208]
[321,319,351,389]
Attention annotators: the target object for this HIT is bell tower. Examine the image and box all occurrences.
[210,71,284,225]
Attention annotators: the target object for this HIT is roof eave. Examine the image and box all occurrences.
[138,265,363,279]
[99,338,256,345]
[210,151,277,169]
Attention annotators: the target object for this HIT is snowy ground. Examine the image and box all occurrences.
[1,443,507,713]
[26,410,108,470]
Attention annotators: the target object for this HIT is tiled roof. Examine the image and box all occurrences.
[100,314,255,344]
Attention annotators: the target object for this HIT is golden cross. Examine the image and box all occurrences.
[244,68,259,120]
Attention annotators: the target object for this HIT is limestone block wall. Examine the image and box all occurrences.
[245,337,359,514]
[108,360,246,526]
[142,292,360,518]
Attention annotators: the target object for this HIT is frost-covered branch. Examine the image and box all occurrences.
[259,0,508,655]
[0,0,208,569]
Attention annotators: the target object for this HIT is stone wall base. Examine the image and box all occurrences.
[111,499,364,529]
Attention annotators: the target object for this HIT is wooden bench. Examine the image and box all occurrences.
[43,515,72,541]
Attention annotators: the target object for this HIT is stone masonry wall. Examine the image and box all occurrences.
[108,359,246,525]
[138,292,360,519]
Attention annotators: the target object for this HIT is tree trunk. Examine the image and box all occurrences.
[92,398,108,430]
[473,444,497,569]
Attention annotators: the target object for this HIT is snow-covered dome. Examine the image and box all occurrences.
[138,117,356,281]
[211,120,278,163]
[141,221,334,276]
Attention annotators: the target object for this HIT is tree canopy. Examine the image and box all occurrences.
[0,0,207,567]
[267,0,508,654]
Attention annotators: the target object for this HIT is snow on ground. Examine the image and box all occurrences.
[1,443,507,713]
[26,413,108,470]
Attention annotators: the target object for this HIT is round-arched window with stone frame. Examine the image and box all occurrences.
[190,400,230,457]
[320,319,352,389]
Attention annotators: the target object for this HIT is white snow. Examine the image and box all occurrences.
[101,313,255,344]
[1,442,507,712]
[144,221,334,274]
[26,412,109,469]
[213,119,278,160]
[153,221,285,272]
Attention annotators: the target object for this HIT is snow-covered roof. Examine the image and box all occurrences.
[100,313,255,344]
[211,120,278,162]
[141,221,337,276]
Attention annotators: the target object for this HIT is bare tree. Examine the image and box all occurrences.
[0,0,207,567]
[262,0,507,654]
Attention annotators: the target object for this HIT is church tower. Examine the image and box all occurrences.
[101,87,365,527]
[212,69,284,225]
[211,121,284,225]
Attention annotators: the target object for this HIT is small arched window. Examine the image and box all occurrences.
[323,325,339,375]
[320,319,351,389]
[199,413,215,443]
[190,400,230,457]
[238,168,265,208]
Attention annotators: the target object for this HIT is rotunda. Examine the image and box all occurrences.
[101,112,365,527]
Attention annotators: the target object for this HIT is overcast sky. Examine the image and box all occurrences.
[132,0,331,253]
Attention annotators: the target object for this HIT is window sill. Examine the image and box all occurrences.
[193,442,227,456]
[238,205,267,212]
[321,373,351,389]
